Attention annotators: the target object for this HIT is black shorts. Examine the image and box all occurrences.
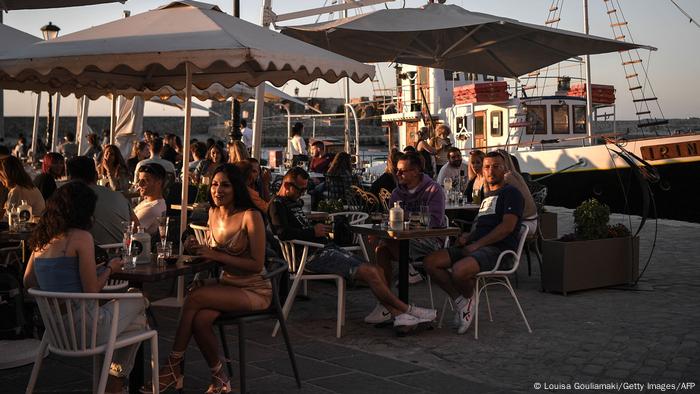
[446,245,513,272]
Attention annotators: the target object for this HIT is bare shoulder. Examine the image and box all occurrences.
[69,229,94,244]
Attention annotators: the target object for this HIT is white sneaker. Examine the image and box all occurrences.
[393,313,420,328]
[408,265,424,284]
[456,297,475,335]
[394,265,424,287]
[364,303,392,324]
[407,305,437,323]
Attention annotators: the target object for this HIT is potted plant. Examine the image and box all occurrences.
[541,198,639,295]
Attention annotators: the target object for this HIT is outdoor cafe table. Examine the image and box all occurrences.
[110,256,217,394]
[350,224,460,303]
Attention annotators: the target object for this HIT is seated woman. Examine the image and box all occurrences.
[0,155,46,217]
[23,182,140,394]
[98,144,131,193]
[310,152,355,210]
[150,164,269,394]
[193,144,225,184]
[465,150,485,204]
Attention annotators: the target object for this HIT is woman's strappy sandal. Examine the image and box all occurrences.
[204,362,231,394]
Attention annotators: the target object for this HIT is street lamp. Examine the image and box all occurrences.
[40,22,60,152]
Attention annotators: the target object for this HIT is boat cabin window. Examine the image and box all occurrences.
[444,70,459,81]
[482,74,495,82]
[490,111,503,137]
[525,105,547,134]
[465,73,478,82]
[474,111,486,147]
[573,105,587,134]
[551,104,570,134]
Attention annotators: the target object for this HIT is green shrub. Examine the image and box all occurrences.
[573,198,610,240]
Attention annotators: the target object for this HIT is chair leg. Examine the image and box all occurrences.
[427,275,435,310]
[238,323,246,394]
[218,324,234,378]
[474,278,481,340]
[97,345,116,394]
[525,243,533,277]
[336,278,345,338]
[150,334,159,394]
[484,281,493,322]
[277,308,302,388]
[25,336,48,394]
[272,271,306,337]
[437,296,450,329]
[504,277,533,333]
[146,306,159,329]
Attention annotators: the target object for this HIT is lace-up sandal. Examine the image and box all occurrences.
[205,362,231,394]
[140,351,184,393]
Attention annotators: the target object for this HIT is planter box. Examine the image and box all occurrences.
[541,236,639,295]
[539,212,558,240]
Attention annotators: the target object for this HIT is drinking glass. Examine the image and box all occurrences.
[123,250,137,270]
[443,177,453,194]
[157,216,170,247]
[420,205,430,227]
[409,211,421,229]
[156,242,172,267]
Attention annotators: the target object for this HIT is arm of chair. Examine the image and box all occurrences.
[289,240,325,249]
[485,249,518,274]
[28,288,144,299]
[264,264,289,280]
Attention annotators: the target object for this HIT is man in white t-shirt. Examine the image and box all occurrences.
[240,119,253,150]
[436,147,468,189]
[133,137,176,184]
[134,163,167,234]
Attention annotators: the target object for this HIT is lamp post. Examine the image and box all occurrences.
[40,22,60,152]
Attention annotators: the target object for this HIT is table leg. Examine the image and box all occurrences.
[398,239,409,303]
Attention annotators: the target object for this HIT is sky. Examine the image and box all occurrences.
[1,0,699,120]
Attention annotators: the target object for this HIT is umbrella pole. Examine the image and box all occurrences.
[52,95,61,152]
[252,0,273,160]
[110,95,117,145]
[30,93,42,161]
[178,62,193,305]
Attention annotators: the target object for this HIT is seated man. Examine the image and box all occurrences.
[133,163,167,234]
[308,141,332,175]
[368,152,446,323]
[436,147,468,188]
[66,156,136,245]
[269,167,436,329]
[424,152,524,334]
[132,137,176,184]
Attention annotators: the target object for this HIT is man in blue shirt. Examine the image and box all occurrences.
[424,151,524,334]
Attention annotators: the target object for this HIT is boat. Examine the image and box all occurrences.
[381,62,700,222]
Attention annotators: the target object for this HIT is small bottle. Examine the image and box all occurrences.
[131,226,152,264]
[7,204,16,231]
[17,200,32,228]
[389,201,404,231]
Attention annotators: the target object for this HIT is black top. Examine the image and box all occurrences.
[268,195,325,243]
[370,172,396,197]
[33,173,57,201]
[472,184,524,251]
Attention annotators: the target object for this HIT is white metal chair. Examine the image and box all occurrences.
[26,289,159,394]
[273,238,346,338]
[189,224,210,246]
[473,225,532,339]
[98,243,129,292]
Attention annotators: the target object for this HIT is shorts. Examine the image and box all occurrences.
[306,244,365,282]
[409,237,444,261]
[446,244,513,272]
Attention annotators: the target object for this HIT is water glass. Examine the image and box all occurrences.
[156,242,173,267]
[420,205,430,227]
[409,211,421,229]
[123,251,137,270]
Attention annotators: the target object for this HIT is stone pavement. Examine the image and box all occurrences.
[2,207,699,393]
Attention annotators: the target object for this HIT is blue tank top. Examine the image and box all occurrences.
[34,256,83,293]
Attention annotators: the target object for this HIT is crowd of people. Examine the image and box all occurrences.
[10,121,541,393]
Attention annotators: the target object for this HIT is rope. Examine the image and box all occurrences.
[669,0,700,29]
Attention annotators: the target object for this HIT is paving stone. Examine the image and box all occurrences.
[251,357,350,381]
[581,365,605,375]
[605,369,630,379]
[292,341,364,361]
[329,353,426,377]
[390,370,502,393]
[310,372,422,394]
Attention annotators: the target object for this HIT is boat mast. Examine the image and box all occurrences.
[583,0,594,139]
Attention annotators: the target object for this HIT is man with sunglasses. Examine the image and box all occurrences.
[269,167,437,330]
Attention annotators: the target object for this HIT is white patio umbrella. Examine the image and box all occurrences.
[0,0,373,304]
[0,0,126,11]
[0,23,41,153]
[281,3,654,77]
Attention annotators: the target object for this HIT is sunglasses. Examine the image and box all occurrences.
[284,182,307,193]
